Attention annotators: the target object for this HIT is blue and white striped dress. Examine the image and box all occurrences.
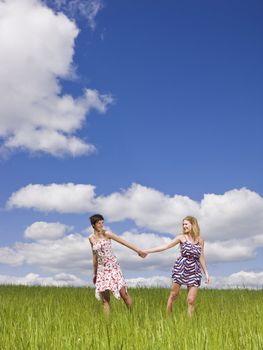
[171,240,202,287]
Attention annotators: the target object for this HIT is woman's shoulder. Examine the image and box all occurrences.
[176,234,186,243]
[103,230,112,239]
[88,234,95,242]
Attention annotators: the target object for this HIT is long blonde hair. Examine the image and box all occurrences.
[182,216,200,240]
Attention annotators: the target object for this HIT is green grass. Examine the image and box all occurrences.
[0,286,262,349]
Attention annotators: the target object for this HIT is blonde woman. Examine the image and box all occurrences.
[145,216,210,317]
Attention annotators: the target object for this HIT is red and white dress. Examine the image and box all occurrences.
[92,238,126,300]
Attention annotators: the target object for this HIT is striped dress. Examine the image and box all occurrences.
[171,240,202,287]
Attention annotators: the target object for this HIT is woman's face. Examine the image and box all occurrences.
[94,220,104,231]
[183,220,192,234]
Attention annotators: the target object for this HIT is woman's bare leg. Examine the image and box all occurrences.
[101,290,110,316]
[166,283,181,317]
[119,286,132,309]
[187,286,198,318]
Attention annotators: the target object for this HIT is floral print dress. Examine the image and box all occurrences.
[92,238,126,300]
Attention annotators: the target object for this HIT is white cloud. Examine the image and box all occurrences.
[14,233,91,273]
[205,239,257,262]
[200,188,263,240]
[4,184,263,271]
[0,228,177,274]
[212,271,263,289]
[7,183,96,213]
[0,270,262,289]
[24,221,72,240]
[0,272,88,287]
[0,0,112,157]
[1,226,262,276]
[7,184,263,239]
[0,247,24,266]
[127,271,263,289]
[112,231,180,271]
[7,183,199,231]
[126,276,171,288]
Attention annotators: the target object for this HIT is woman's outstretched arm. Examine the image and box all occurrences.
[105,231,146,257]
[89,238,98,284]
[145,235,183,254]
[199,239,210,284]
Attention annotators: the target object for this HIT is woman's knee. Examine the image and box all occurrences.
[169,290,179,301]
[121,290,131,302]
[187,296,195,305]
[120,288,132,306]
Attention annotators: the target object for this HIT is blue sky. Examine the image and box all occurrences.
[0,0,262,288]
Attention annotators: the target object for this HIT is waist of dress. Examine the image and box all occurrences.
[179,256,201,271]
[97,255,117,261]
[181,255,200,261]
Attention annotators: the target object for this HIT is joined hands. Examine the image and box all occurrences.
[138,250,148,258]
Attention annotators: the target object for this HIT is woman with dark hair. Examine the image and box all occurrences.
[89,214,146,315]
[145,216,210,318]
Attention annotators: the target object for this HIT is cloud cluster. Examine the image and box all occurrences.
[0,0,112,157]
[0,271,262,289]
[4,184,263,281]
[7,183,263,238]
[1,222,263,276]
[15,232,91,274]
[212,271,263,289]
[8,183,96,213]
[24,221,72,240]
[0,272,87,287]
[127,271,263,289]
[0,227,166,274]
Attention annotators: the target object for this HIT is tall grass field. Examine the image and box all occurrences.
[0,286,262,349]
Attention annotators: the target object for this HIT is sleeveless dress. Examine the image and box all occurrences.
[171,240,202,287]
[92,238,126,300]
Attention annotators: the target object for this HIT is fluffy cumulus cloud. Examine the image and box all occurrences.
[0,272,87,287]
[212,271,263,289]
[126,276,171,288]
[0,271,262,288]
[0,227,171,274]
[4,184,263,280]
[7,183,263,238]
[0,0,112,157]
[24,221,72,240]
[0,247,24,266]
[14,233,91,274]
[7,183,96,213]
[7,183,199,231]
[127,271,263,289]
[1,223,262,277]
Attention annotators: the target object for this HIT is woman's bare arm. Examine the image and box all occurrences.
[105,231,146,257]
[89,238,98,283]
[199,239,210,284]
[145,235,183,254]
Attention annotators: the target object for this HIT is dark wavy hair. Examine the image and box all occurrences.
[89,214,104,228]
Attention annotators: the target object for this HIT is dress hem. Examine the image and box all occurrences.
[95,283,127,301]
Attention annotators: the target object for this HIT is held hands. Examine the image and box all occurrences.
[138,250,147,258]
